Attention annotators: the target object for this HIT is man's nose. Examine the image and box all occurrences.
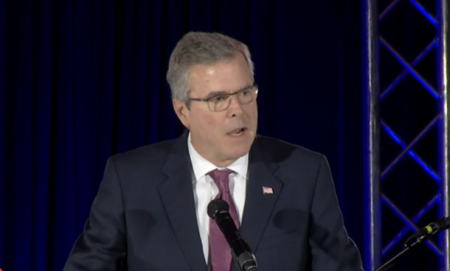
[227,95,244,117]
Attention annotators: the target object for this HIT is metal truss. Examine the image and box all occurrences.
[369,0,449,270]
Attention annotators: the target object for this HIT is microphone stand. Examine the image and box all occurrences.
[373,235,428,271]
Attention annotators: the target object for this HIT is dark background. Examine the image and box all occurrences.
[0,0,441,270]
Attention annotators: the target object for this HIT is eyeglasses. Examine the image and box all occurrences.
[188,84,258,112]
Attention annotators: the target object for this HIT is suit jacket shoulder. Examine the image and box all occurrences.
[254,134,324,158]
[110,137,182,169]
[252,134,327,178]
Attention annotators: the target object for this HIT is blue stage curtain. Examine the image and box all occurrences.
[0,1,365,270]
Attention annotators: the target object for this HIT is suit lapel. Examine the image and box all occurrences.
[159,133,207,271]
[239,138,283,254]
[158,133,282,271]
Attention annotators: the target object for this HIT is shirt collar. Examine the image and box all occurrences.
[187,132,249,181]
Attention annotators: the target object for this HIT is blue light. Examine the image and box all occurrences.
[381,41,436,101]
[382,194,439,256]
[381,195,443,256]
[381,123,440,182]
[409,0,437,26]
[380,38,439,99]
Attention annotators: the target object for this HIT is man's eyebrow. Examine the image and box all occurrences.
[205,85,253,99]
[204,91,229,99]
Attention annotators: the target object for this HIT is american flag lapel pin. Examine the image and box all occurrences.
[262,186,273,194]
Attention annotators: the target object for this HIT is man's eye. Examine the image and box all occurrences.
[241,89,251,95]
[210,95,228,103]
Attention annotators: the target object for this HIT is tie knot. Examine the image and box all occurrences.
[208,169,234,193]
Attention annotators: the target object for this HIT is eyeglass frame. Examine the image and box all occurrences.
[187,84,258,112]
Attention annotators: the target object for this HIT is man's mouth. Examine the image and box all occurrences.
[227,127,246,137]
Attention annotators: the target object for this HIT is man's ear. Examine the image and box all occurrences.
[172,99,190,129]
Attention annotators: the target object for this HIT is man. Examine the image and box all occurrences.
[63,32,364,271]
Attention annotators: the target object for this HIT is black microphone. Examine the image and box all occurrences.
[405,216,450,246]
[207,199,257,271]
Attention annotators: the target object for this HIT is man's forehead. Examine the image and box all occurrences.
[189,58,236,72]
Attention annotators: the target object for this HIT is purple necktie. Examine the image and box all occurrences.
[208,168,240,271]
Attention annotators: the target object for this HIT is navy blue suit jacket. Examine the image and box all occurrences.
[63,132,364,271]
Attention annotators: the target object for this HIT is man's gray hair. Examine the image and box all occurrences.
[166,32,254,102]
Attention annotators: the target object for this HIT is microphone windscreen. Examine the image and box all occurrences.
[207,199,229,219]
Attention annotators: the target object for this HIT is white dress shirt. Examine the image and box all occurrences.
[187,133,249,263]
